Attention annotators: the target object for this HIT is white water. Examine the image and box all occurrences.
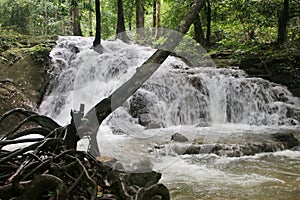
[39,36,300,199]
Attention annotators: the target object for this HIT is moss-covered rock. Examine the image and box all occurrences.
[0,35,56,133]
[212,40,300,98]
[240,51,300,97]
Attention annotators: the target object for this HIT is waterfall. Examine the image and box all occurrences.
[39,36,300,129]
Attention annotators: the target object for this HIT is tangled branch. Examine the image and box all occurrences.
[0,107,170,199]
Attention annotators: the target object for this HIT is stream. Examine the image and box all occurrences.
[39,36,300,199]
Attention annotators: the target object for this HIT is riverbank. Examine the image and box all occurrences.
[0,35,56,133]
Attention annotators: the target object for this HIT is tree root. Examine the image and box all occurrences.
[2,115,61,140]
[0,108,37,124]
[0,107,170,199]
[19,174,68,200]
[5,127,51,140]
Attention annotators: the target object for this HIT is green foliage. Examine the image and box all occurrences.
[0,0,31,34]
[161,0,191,30]
[29,44,51,64]
[0,0,70,36]
[100,0,117,39]
[0,0,298,47]
[210,0,282,46]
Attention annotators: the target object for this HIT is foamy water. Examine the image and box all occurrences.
[37,36,300,199]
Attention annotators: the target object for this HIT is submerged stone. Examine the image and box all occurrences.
[171,133,189,142]
[125,171,162,188]
[272,132,300,149]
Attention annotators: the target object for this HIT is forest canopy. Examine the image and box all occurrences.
[0,0,299,47]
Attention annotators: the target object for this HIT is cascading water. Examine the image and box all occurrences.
[39,36,300,199]
[40,36,300,127]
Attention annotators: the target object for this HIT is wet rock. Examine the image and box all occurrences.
[291,146,300,151]
[135,183,170,200]
[97,156,124,171]
[289,119,299,125]
[176,142,286,157]
[182,145,201,154]
[171,133,189,142]
[129,92,152,126]
[239,54,300,98]
[286,107,300,124]
[125,171,162,188]
[272,132,300,149]
[278,92,289,102]
[138,114,151,126]
[196,119,211,127]
[129,93,148,118]
[188,76,209,95]
[145,122,163,129]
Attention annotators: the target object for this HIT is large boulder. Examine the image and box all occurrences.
[272,132,300,149]
[129,92,151,126]
[171,133,189,142]
[125,171,162,188]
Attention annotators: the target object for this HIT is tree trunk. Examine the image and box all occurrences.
[153,0,156,31]
[153,0,161,38]
[89,0,93,36]
[277,0,289,44]
[55,0,58,22]
[62,17,65,35]
[93,0,101,47]
[136,0,145,39]
[193,14,205,45]
[116,0,129,43]
[71,0,83,36]
[44,0,48,35]
[80,0,206,156]
[206,0,211,46]
[69,4,73,35]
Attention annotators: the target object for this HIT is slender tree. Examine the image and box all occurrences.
[277,0,289,43]
[93,0,101,48]
[153,0,156,32]
[44,0,48,35]
[193,14,205,45]
[116,0,129,43]
[153,0,161,38]
[71,0,83,36]
[89,0,93,36]
[206,0,211,46]
[136,0,145,39]
[54,0,58,22]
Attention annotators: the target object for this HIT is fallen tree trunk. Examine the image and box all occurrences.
[82,0,206,156]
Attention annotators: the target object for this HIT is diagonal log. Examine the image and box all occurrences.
[79,0,206,156]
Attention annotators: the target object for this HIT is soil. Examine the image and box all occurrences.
[0,35,56,133]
